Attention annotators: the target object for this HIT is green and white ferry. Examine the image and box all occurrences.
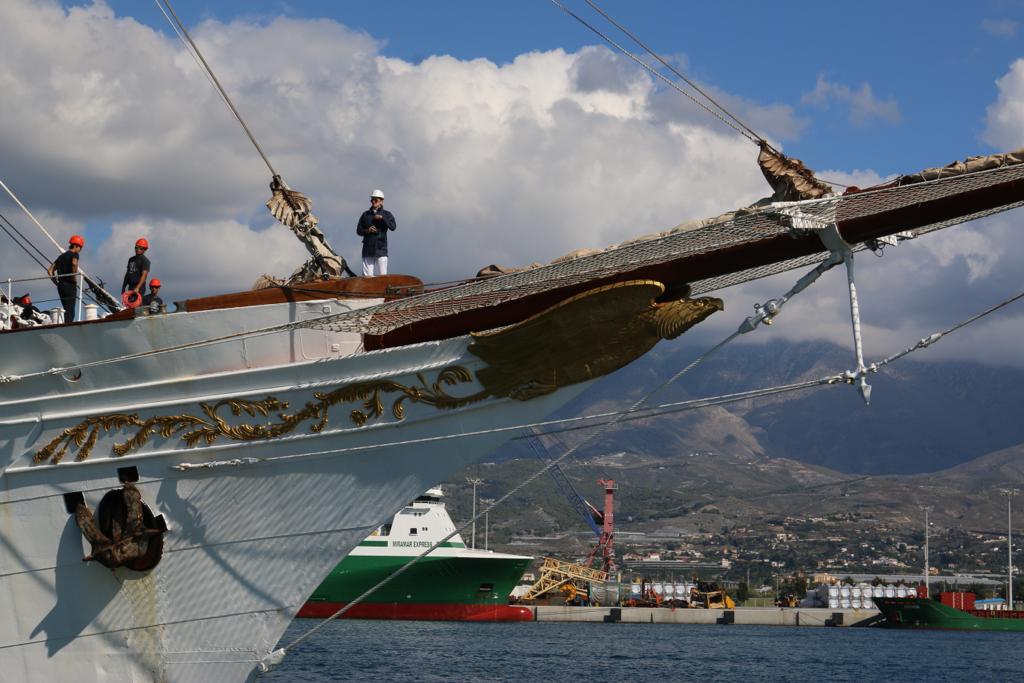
[299,488,534,621]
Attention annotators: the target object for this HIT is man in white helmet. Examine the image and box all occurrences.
[356,189,397,276]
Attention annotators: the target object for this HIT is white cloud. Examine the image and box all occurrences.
[801,75,901,127]
[814,168,890,193]
[0,1,773,297]
[2,1,1023,369]
[981,18,1018,38]
[983,59,1024,149]
[96,219,307,298]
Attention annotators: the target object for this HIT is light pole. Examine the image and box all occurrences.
[466,477,482,549]
[921,506,933,597]
[1001,489,1019,610]
[481,498,494,551]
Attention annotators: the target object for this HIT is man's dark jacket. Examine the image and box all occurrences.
[356,208,397,258]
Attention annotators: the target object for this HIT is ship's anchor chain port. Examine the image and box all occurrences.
[72,481,167,571]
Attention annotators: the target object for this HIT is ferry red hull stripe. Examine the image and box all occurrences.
[296,601,534,622]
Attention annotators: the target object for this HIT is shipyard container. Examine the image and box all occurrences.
[589,582,622,606]
[940,592,976,611]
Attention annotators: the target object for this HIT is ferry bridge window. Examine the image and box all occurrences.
[379,523,392,536]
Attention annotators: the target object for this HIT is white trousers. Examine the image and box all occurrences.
[362,256,388,276]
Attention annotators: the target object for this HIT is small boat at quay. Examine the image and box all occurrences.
[875,593,1024,632]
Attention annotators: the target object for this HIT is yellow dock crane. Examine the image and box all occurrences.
[521,557,608,604]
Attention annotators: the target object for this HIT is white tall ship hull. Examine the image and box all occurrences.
[0,292,602,682]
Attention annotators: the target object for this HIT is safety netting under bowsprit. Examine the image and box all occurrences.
[299,161,1024,336]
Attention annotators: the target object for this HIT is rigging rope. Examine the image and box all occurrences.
[580,0,766,146]
[264,247,861,666]
[262,267,1024,669]
[0,210,51,273]
[0,177,118,311]
[153,0,239,119]
[0,210,108,311]
[547,0,761,145]
[268,301,749,669]
[155,0,278,177]
[554,1,849,189]
[869,289,1024,373]
[0,178,74,266]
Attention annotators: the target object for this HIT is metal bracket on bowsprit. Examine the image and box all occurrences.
[815,223,873,405]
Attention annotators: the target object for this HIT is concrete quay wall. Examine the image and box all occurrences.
[533,606,880,627]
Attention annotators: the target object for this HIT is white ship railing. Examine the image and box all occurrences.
[2,272,83,327]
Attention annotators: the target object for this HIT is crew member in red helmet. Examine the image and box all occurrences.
[142,278,163,311]
[15,294,48,325]
[121,237,151,308]
[47,234,84,321]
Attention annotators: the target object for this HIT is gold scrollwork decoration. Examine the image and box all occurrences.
[35,281,725,466]
[34,366,481,464]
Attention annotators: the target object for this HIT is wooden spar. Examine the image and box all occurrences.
[365,172,1024,350]
[179,275,423,312]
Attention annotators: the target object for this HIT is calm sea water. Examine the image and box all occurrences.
[263,620,1024,682]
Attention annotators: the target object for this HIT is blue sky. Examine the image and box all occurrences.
[97,0,1024,174]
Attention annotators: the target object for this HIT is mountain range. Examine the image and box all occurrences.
[449,338,1024,561]
[490,338,1024,476]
